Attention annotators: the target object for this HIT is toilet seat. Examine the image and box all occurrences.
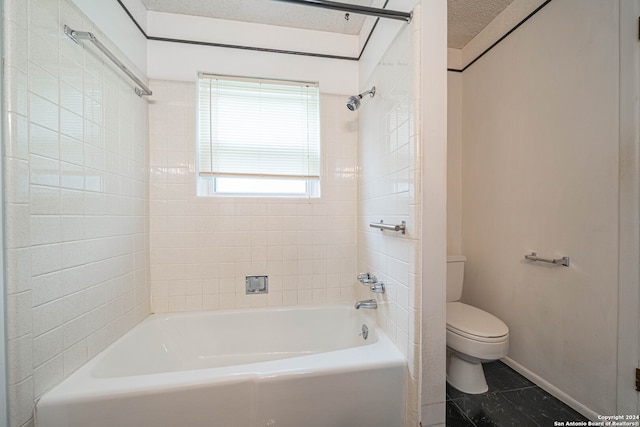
[446,302,509,342]
[447,326,508,343]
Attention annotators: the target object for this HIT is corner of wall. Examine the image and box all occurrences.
[447,48,462,70]
[616,0,640,415]
[416,0,448,425]
[459,0,548,69]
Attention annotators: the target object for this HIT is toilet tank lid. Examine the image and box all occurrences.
[447,255,466,263]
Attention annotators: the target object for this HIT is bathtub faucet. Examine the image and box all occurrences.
[354,299,377,309]
[357,273,385,294]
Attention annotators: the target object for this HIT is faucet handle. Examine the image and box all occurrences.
[370,281,385,293]
[357,273,377,284]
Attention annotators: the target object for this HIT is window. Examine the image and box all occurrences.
[197,73,321,197]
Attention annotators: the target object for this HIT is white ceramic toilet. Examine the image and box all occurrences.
[446,255,509,394]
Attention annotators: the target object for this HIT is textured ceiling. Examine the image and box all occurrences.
[139,0,372,35]
[448,0,515,48]
[139,0,515,48]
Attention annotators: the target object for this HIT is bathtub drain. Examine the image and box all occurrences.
[361,324,369,340]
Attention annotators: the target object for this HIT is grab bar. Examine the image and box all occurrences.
[64,25,152,97]
[524,252,570,267]
[369,220,406,234]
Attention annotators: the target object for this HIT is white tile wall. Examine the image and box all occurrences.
[3,1,150,425]
[357,23,422,427]
[148,80,358,312]
[2,3,434,427]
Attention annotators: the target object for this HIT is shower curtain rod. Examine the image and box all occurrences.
[272,0,412,23]
[63,25,152,97]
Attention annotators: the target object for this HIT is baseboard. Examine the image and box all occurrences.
[501,357,600,421]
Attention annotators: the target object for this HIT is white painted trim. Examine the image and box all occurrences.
[616,0,640,416]
[120,0,147,33]
[147,11,360,59]
[0,11,8,423]
[147,39,359,94]
[447,48,462,71]
[419,0,448,425]
[502,357,599,421]
[0,187,7,427]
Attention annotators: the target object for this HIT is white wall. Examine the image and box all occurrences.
[0,2,450,426]
[357,2,448,424]
[147,40,359,96]
[357,20,420,426]
[145,11,359,95]
[459,0,548,69]
[148,11,358,58]
[459,0,619,416]
[66,0,426,96]
[68,0,420,96]
[0,8,8,426]
[146,5,434,425]
[148,81,358,312]
[447,72,462,255]
[3,1,151,425]
[417,1,448,425]
[119,0,148,32]
[357,1,448,425]
[70,0,147,74]
[358,0,418,86]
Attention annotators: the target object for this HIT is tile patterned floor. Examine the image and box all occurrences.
[446,361,589,426]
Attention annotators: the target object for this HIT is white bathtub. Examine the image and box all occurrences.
[37,305,406,427]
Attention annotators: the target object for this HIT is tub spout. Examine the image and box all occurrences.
[354,299,377,309]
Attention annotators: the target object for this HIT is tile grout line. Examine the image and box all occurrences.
[448,398,478,427]
[447,362,590,425]
[495,384,540,394]
[498,386,547,427]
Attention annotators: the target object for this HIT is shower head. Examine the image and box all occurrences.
[346,86,376,111]
[346,96,360,111]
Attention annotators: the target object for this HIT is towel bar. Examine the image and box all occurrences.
[369,220,406,234]
[524,252,570,267]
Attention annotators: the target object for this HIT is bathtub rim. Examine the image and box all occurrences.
[37,304,407,406]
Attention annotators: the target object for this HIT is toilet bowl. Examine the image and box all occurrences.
[446,301,509,393]
[446,256,509,394]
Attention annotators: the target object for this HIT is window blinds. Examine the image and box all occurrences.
[198,74,321,180]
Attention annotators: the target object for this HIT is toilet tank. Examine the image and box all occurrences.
[446,255,466,302]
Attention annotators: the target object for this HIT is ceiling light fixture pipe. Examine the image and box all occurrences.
[272,0,412,23]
